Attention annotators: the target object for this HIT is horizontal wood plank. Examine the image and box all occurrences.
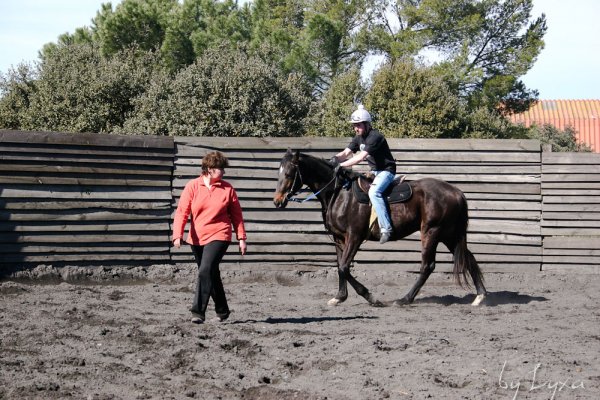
[0,129,174,149]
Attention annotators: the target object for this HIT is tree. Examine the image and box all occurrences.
[309,67,366,136]
[0,64,38,130]
[458,105,529,139]
[364,60,462,138]
[39,0,252,74]
[119,45,313,136]
[366,0,546,114]
[93,0,177,56]
[298,0,371,94]
[161,0,252,71]
[528,124,592,152]
[248,0,372,95]
[12,43,159,133]
[248,0,306,76]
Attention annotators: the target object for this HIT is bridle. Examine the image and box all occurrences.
[285,162,304,200]
[284,161,338,203]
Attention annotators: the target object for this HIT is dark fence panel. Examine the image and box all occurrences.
[0,130,174,268]
[541,152,600,272]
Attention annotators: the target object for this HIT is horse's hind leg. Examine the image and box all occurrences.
[394,229,438,306]
[446,236,487,306]
[465,248,487,306]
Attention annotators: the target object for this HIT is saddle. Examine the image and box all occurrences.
[352,174,412,205]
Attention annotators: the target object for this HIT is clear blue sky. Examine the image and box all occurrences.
[1,0,598,100]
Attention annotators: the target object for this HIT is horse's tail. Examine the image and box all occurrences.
[452,193,484,289]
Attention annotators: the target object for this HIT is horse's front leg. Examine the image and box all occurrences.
[329,234,383,307]
[328,240,348,306]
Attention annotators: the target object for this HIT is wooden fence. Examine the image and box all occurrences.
[541,153,600,271]
[1,131,599,273]
[0,130,174,269]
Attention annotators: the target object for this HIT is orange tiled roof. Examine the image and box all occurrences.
[509,99,600,152]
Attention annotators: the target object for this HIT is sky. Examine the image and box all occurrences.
[0,0,599,100]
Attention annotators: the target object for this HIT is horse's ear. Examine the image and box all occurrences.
[292,150,300,163]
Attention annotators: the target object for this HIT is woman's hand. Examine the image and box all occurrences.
[173,238,181,248]
[239,239,247,255]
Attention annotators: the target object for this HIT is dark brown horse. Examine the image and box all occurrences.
[273,149,487,306]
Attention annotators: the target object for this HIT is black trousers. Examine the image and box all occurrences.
[190,241,230,320]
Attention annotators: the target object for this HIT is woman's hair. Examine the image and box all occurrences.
[201,151,229,175]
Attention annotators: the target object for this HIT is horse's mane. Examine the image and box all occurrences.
[298,152,370,182]
[297,152,333,170]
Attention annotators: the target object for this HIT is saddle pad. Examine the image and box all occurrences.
[352,178,413,205]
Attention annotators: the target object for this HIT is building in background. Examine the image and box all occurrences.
[509,100,600,152]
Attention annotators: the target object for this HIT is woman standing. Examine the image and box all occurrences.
[172,151,247,324]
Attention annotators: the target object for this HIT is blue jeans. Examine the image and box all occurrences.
[368,171,394,234]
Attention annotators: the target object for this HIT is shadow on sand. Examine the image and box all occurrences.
[231,315,379,325]
[413,291,548,307]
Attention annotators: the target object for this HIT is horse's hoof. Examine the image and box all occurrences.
[393,298,411,306]
[370,299,385,308]
[471,294,486,306]
[328,298,341,306]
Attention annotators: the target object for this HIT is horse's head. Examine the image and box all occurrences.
[273,149,304,208]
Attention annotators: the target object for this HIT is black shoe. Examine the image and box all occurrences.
[379,232,391,244]
[213,312,230,323]
[190,311,205,324]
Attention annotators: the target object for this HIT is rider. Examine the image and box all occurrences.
[331,105,396,244]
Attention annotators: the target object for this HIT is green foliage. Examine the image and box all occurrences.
[94,0,177,56]
[162,0,252,72]
[249,0,306,71]
[8,43,159,133]
[0,63,37,130]
[119,45,313,136]
[459,106,529,139]
[309,67,365,136]
[1,0,550,139]
[364,60,461,138]
[249,0,370,94]
[300,0,370,93]
[528,124,592,152]
[370,0,546,114]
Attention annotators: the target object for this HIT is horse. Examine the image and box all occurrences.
[273,149,487,307]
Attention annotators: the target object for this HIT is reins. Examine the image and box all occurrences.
[286,163,338,203]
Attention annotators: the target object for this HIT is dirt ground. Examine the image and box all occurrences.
[1,263,599,400]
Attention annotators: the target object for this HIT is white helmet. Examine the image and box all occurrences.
[349,105,371,123]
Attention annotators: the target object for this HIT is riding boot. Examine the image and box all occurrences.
[379,231,391,244]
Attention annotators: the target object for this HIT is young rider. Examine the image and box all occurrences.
[331,105,396,244]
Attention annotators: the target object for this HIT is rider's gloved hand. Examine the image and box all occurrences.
[329,156,342,175]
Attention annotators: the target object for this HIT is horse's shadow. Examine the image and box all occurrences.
[413,291,548,307]
[230,315,378,325]
[227,292,547,325]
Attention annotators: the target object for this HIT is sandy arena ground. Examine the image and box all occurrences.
[1,264,599,399]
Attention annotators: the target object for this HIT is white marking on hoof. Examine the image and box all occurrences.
[471,294,486,306]
[327,298,341,306]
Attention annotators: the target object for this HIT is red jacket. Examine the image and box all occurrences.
[172,178,247,245]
